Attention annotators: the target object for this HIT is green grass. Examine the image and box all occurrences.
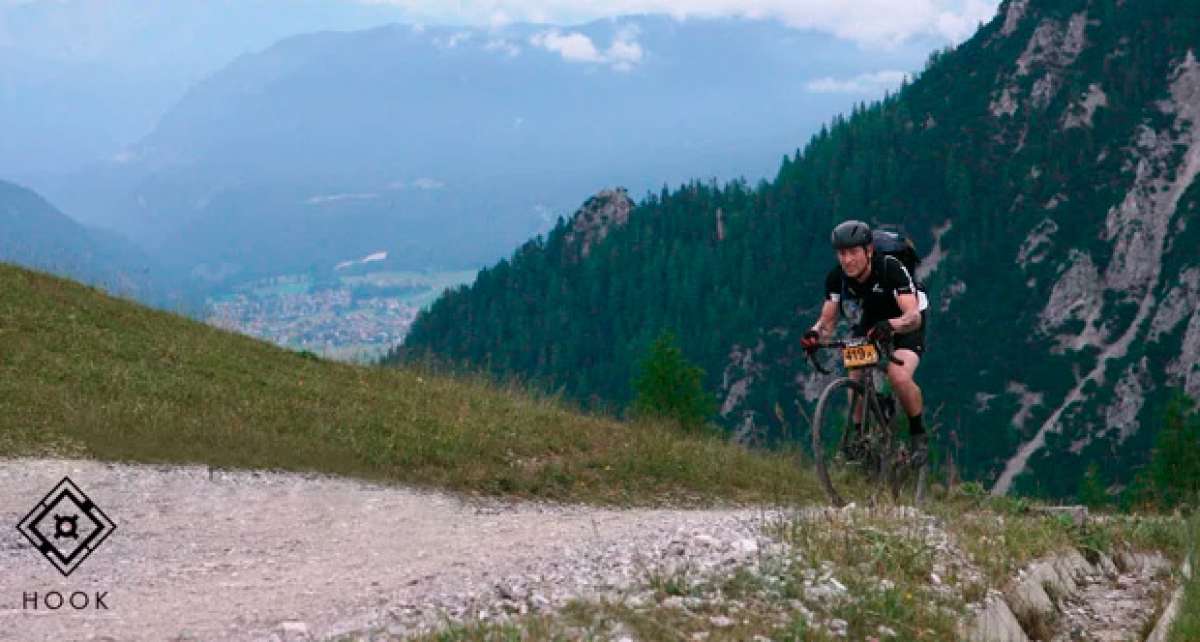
[1167,511,1200,642]
[764,507,965,640]
[0,263,821,506]
[1168,572,1200,642]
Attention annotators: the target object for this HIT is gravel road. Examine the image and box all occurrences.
[0,458,783,641]
[1,458,1176,642]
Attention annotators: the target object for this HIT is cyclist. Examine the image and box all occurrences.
[800,219,929,464]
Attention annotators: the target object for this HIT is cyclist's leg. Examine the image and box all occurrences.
[887,349,922,420]
[847,368,865,423]
[847,322,868,423]
[888,313,927,429]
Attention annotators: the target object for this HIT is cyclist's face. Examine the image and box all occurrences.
[836,245,871,278]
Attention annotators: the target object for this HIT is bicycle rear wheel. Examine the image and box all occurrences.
[888,435,929,506]
[811,377,885,507]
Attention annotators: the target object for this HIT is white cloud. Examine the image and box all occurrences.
[484,37,522,56]
[606,26,644,71]
[434,30,473,48]
[385,177,445,190]
[305,192,380,204]
[805,70,910,94]
[533,203,554,222]
[935,0,997,43]
[531,29,603,62]
[411,177,445,189]
[529,27,644,71]
[488,10,514,28]
[111,149,139,164]
[360,0,1001,48]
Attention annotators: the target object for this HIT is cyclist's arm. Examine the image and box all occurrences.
[812,300,839,339]
[883,255,922,333]
[814,266,842,339]
[891,292,922,333]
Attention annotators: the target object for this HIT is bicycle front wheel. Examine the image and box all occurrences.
[811,376,875,507]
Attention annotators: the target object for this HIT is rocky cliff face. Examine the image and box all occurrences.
[991,48,1200,494]
[717,0,1200,497]
[562,188,634,261]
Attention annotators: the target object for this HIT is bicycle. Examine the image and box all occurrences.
[805,335,928,508]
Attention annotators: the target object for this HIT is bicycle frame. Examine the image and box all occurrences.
[809,336,903,433]
[805,335,914,506]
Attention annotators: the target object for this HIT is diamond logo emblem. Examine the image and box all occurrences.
[16,476,116,577]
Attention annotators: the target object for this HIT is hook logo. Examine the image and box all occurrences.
[16,476,116,577]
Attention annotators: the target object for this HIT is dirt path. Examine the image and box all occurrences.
[0,458,779,641]
[1,458,1179,641]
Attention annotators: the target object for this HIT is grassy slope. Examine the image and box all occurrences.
[2,263,1192,639]
[1170,574,1199,642]
[0,262,822,506]
[1167,513,1200,642]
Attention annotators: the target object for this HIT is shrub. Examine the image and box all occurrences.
[1148,392,1200,510]
[631,330,717,434]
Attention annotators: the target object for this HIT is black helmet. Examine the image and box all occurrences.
[831,219,872,249]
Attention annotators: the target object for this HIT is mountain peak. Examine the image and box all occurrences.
[563,187,634,260]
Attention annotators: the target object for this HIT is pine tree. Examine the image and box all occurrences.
[1148,392,1200,509]
[631,330,717,433]
[1077,462,1109,508]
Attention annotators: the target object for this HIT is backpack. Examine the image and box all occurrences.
[838,228,927,321]
[871,229,921,278]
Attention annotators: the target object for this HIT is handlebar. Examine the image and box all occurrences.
[805,337,904,375]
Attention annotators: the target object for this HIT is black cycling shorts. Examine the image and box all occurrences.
[853,310,927,357]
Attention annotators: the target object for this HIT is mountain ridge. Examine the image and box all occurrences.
[391,0,1200,500]
[0,178,183,307]
[34,13,944,285]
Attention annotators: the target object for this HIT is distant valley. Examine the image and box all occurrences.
[206,266,474,362]
[4,9,955,358]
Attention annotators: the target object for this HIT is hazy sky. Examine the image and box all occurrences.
[0,0,1003,178]
[364,0,1001,47]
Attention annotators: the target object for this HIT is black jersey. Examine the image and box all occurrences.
[824,253,928,332]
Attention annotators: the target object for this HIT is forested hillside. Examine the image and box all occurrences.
[390,0,1200,499]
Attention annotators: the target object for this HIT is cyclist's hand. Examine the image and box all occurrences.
[867,320,894,343]
[801,330,820,353]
